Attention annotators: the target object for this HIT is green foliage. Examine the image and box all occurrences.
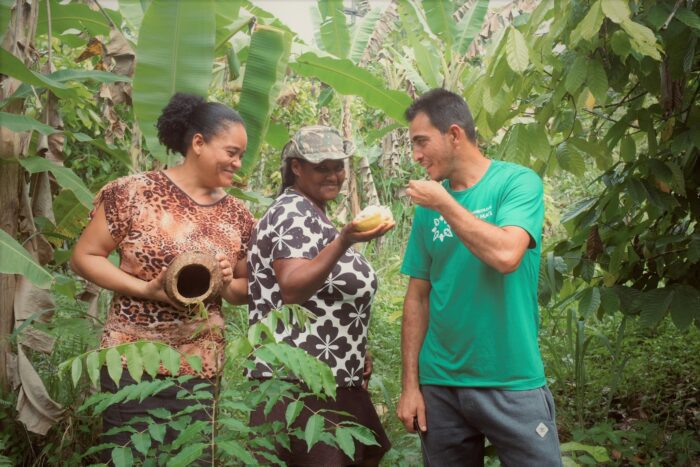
[0,228,53,289]
[3,0,699,465]
[19,156,93,208]
[0,112,59,134]
[291,53,412,122]
[237,24,292,177]
[132,0,216,162]
[37,0,113,37]
[317,0,351,59]
[0,48,74,99]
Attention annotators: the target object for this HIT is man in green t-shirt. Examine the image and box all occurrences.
[396,89,562,466]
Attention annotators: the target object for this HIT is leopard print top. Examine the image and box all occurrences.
[94,171,254,378]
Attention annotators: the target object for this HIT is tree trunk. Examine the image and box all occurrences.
[0,0,40,391]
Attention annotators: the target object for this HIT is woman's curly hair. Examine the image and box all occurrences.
[156,92,244,156]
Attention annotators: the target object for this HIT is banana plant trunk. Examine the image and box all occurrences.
[0,0,39,391]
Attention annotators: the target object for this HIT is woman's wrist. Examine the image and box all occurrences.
[337,230,355,250]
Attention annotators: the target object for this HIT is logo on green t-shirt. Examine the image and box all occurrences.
[431,216,453,242]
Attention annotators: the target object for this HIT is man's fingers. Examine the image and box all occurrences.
[416,406,427,432]
[396,407,416,432]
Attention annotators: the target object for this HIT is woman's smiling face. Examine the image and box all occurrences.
[192,122,247,187]
[291,158,346,209]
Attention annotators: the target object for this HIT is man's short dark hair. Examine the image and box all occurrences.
[405,88,477,143]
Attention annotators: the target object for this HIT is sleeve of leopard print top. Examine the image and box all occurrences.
[236,204,256,261]
[91,176,137,245]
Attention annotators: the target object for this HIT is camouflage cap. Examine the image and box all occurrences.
[282,125,354,164]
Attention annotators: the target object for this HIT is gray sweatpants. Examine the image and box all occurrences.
[420,385,562,467]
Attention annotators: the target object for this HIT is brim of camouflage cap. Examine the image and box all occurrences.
[294,151,350,164]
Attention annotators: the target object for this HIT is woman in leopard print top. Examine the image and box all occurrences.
[71,92,253,462]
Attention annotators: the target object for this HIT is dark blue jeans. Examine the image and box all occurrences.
[420,385,562,467]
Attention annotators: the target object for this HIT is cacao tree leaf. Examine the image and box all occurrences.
[564,56,587,95]
[587,59,608,105]
[71,357,83,387]
[570,0,603,44]
[674,8,700,31]
[626,177,648,205]
[621,19,661,60]
[599,286,620,315]
[669,285,700,330]
[561,198,597,225]
[620,136,636,162]
[0,229,53,289]
[610,29,632,62]
[638,288,674,328]
[505,27,529,72]
[556,142,586,177]
[601,0,630,24]
[578,287,601,319]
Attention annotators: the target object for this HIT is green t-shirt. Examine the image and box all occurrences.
[401,160,546,390]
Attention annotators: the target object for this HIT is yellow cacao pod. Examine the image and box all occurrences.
[354,205,394,232]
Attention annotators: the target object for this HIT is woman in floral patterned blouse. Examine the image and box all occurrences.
[71,92,254,462]
[248,125,394,466]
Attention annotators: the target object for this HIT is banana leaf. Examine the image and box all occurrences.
[349,7,383,64]
[0,229,53,289]
[19,157,94,209]
[291,53,411,123]
[454,0,489,56]
[132,0,216,162]
[37,0,111,37]
[317,0,350,59]
[237,25,291,177]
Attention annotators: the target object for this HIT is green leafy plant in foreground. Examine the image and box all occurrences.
[59,306,379,465]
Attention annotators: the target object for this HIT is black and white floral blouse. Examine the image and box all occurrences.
[247,188,378,387]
